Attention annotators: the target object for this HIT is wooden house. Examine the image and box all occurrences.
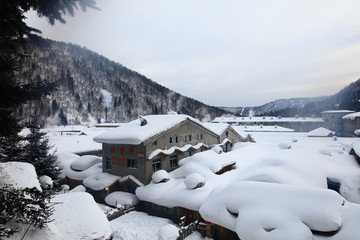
[93,114,229,186]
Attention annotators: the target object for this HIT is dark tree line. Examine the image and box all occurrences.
[0,0,97,237]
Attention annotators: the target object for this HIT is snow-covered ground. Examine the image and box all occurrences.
[110,211,211,240]
[6,124,360,240]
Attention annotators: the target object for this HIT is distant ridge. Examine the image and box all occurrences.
[15,37,227,125]
[220,79,360,117]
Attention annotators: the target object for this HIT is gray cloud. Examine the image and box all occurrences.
[25,0,360,107]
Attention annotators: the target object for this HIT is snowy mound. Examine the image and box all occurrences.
[52,192,112,240]
[70,155,102,171]
[184,173,205,189]
[199,181,344,240]
[212,145,223,154]
[158,224,179,240]
[83,172,120,191]
[152,170,170,183]
[0,162,41,190]
[65,162,102,181]
[105,191,139,207]
[69,185,86,192]
[278,142,292,149]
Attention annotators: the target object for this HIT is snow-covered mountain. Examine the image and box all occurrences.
[220,79,360,117]
[16,37,227,125]
[220,97,327,116]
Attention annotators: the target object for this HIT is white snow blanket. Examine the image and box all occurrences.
[70,155,102,171]
[83,172,120,191]
[93,114,216,144]
[199,181,344,240]
[137,134,360,239]
[105,191,139,207]
[158,224,179,240]
[65,162,102,181]
[52,192,112,240]
[110,211,173,240]
[0,162,41,190]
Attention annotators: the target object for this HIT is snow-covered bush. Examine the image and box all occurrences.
[39,175,53,189]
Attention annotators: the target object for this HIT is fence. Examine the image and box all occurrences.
[106,205,135,221]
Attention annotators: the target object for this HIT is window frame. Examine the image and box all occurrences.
[127,158,138,169]
[152,158,162,172]
[106,157,112,170]
[170,154,178,168]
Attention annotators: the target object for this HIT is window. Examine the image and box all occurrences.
[106,157,112,170]
[169,136,178,143]
[127,159,138,168]
[184,134,192,142]
[152,140,157,145]
[170,155,178,168]
[184,151,191,157]
[127,185,136,194]
[152,158,161,172]
[197,134,203,140]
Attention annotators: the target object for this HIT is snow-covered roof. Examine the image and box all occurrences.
[119,175,144,187]
[65,162,102,181]
[203,122,230,135]
[343,112,360,120]
[93,114,215,145]
[307,127,335,137]
[0,162,41,190]
[70,155,102,171]
[95,123,122,128]
[234,125,295,132]
[148,143,209,160]
[105,191,139,207]
[83,172,120,191]
[199,181,344,238]
[136,134,360,239]
[322,110,355,114]
[213,116,323,123]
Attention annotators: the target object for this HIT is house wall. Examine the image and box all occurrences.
[145,120,219,154]
[219,126,243,151]
[102,143,147,183]
[343,118,360,137]
[322,112,347,135]
[101,119,220,185]
[143,120,220,184]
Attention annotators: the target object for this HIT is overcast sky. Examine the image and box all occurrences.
[25,0,360,107]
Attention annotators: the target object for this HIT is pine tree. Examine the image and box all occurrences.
[0,185,54,238]
[0,1,98,238]
[23,114,61,182]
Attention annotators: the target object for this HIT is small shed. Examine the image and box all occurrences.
[307,127,335,137]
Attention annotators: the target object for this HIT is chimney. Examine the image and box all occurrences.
[139,116,147,126]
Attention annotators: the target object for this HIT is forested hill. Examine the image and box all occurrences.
[220,78,360,117]
[16,37,227,125]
